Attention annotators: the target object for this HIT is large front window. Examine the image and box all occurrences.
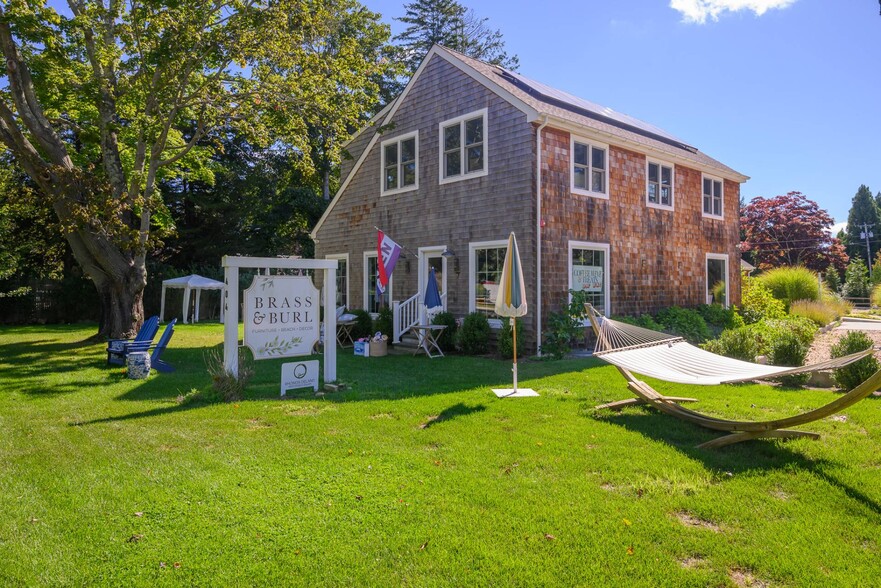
[569,242,610,316]
[703,175,723,218]
[706,254,728,306]
[470,241,506,322]
[439,109,487,183]
[571,136,608,198]
[381,132,418,195]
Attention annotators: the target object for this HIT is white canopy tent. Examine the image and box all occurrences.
[160,275,225,324]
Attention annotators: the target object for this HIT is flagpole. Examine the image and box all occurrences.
[373,226,418,258]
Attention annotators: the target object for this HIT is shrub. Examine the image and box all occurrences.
[497,317,524,359]
[831,331,879,391]
[350,309,374,340]
[740,275,786,324]
[541,311,579,359]
[698,303,742,329]
[457,312,491,355]
[842,258,871,299]
[751,316,817,355]
[431,311,457,352]
[872,284,881,308]
[756,265,820,308]
[373,306,393,340]
[789,300,839,327]
[701,326,759,362]
[823,266,842,295]
[612,314,664,332]
[655,306,710,343]
[769,332,810,387]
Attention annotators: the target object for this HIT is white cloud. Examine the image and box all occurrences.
[670,0,798,24]
[828,221,847,235]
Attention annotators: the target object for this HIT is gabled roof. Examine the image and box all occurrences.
[311,45,748,240]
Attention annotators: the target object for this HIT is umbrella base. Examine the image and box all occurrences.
[492,388,539,398]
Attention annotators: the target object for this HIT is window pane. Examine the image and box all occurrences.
[466,145,483,173]
[704,194,711,214]
[444,125,460,150]
[474,246,504,318]
[648,163,659,182]
[400,138,415,163]
[707,258,726,305]
[385,166,398,190]
[703,178,712,196]
[574,166,587,190]
[648,182,658,203]
[714,198,722,216]
[660,186,670,206]
[385,144,397,165]
[592,147,605,170]
[574,143,588,166]
[714,180,722,198]
[572,248,605,314]
[367,257,379,313]
[402,162,416,186]
[592,169,604,193]
[661,166,671,186]
[465,117,483,145]
[445,151,460,177]
[335,260,347,307]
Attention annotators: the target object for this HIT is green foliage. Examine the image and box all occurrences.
[655,306,710,344]
[789,300,841,327]
[612,314,665,332]
[842,258,871,299]
[769,332,810,387]
[431,311,458,351]
[823,266,842,294]
[872,284,881,308]
[845,184,880,262]
[540,291,592,359]
[831,331,880,391]
[204,347,254,402]
[756,266,820,308]
[456,312,491,355]
[350,309,374,340]
[497,317,523,359]
[373,306,393,340]
[701,327,759,362]
[697,304,742,329]
[739,274,787,324]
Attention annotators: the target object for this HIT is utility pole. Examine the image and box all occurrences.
[860,222,875,278]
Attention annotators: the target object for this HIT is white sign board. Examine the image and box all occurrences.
[244,276,319,360]
[572,265,603,293]
[281,360,319,395]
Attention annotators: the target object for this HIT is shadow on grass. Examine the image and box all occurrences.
[420,402,487,429]
[593,409,881,519]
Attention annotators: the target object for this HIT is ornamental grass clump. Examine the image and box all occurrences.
[831,331,879,391]
[757,265,820,309]
[204,347,254,402]
[789,300,839,327]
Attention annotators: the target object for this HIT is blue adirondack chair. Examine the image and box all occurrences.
[128,319,177,373]
[107,316,160,365]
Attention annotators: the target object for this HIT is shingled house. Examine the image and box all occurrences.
[310,45,748,353]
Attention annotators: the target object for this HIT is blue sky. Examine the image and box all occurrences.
[365,0,881,230]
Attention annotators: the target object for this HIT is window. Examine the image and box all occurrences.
[702,174,723,218]
[363,252,392,314]
[706,253,728,307]
[468,240,507,325]
[646,160,674,209]
[326,254,348,308]
[569,241,610,316]
[439,109,488,184]
[571,135,608,198]
[381,132,418,195]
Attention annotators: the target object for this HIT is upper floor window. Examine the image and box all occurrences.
[702,174,723,218]
[381,131,418,195]
[646,160,674,210]
[439,108,488,184]
[571,135,608,199]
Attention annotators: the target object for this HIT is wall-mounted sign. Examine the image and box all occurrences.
[244,276,319,360]
[572,265,604,293]
[281,360,319,395]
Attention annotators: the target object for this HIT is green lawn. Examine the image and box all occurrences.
[2,323,881,586]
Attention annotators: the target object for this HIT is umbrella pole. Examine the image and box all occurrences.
[512,318,518,392]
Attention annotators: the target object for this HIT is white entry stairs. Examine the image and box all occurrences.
[392,291,446,343]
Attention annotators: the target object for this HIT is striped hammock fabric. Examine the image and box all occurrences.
[591,315,873,386]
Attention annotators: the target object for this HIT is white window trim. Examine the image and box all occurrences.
[645,159,675,211]
[570,134,610,200]
[706,253,729,307]
[380,131,419,196]
[468,239,507,329]
[568,241,611,319]
[701,173,724,219]
[438,108,489,185]
[325,253,349,309]
[363,250,392,312]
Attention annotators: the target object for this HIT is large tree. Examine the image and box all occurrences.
[394,0,519,74]
[847,184,881,265]
[0,0,394,337]
[740,191,848,273]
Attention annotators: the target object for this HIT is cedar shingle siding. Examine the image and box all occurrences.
[313,46,745,353]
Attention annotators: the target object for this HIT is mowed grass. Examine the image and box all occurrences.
[2,324,881,586]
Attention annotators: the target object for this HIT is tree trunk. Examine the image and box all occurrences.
[96,275,145,340]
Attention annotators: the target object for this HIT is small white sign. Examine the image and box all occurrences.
[244,276,320,360]
[281,361,319,396]
[572,265,603,293]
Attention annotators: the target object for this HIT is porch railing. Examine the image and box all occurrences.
[392,292,447,343]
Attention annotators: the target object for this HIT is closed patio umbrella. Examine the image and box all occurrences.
[492,232,537,398]
[424,267,442,312]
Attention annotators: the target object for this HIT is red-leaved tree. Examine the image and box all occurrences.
[741,192,849,272]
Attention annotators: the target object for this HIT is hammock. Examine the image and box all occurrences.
[591,313,873,385]
[583,305,881,449]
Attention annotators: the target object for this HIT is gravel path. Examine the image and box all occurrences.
[805,322,881,365]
